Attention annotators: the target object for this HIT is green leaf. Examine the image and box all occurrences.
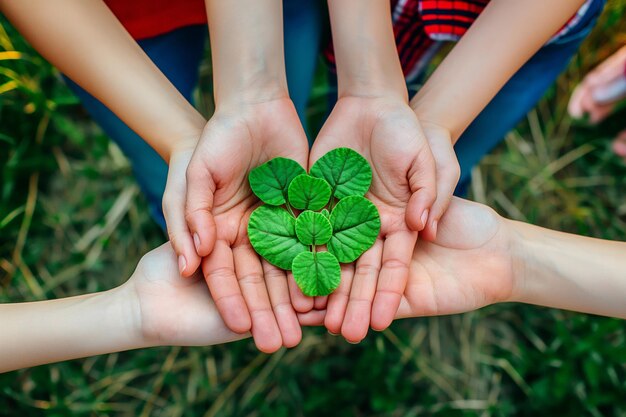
[328,195,380,263]
[247,205,308,269]
[321,209,330,218]
[295,211,332,245]
[292,251,341,296]
[310,147,372,199]
[287,174,332,210]
[248,157,306,206]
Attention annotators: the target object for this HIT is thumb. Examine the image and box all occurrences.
[405,148,437,232]
[184,158,218,258]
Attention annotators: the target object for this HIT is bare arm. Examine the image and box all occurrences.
[0,288,143,373]
[0,243,244,374]
[411,0,587,141]
[509,220,626,318]
[205,0,289,108]
[326,0,406,100]
[0,0,206,160]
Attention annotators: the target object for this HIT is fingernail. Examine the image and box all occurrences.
[193,233,201,252]
[421,209,429,229]
[431,220,438,237]
[328,330,339,336]
[346,339,360,345]
[178,255,187,274]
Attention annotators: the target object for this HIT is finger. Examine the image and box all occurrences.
[314,296,328,310]
[184,157,217,258]
[568,84,588,118]
[163,154,201,277]
[406,147,437,232]
[288,272,315,313]
[341,239,383,343]
[588,102,616,124]
[262,260,302,348]
[612,130,626,159]
[202,240,251,333]
[297,310,326,327]
[233,244,283,353]
[421,141,460,242]
[324,263,355,334]
[371,231,416,331]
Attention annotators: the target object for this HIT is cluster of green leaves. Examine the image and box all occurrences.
[247,148,380,296]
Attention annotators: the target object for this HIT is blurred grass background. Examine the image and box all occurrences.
[1,2,626,416]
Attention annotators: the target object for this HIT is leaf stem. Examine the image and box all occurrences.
[327,196,336,213]
[285,202,296,218]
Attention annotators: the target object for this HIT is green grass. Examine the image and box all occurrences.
[1,3,626,416]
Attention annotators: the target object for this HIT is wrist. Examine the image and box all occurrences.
[338,71,407,102]
[113,282,152,349]
[214,75,290,110]
[504,219,532,304]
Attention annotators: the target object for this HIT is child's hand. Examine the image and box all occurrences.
[164,98,309,353]
[568,45,626,124]
[310,96,437,342]
[397,197,514,319]
[128,242,249,347]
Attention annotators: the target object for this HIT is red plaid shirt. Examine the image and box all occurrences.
[325,0,593,82]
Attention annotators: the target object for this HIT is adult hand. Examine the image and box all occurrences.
[298,198,515,328]
[397,197,514,319]
[164,98,309,353]
[311,96,437,342]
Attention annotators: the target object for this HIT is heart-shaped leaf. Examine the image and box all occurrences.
[310,147,372,199]
[295,211,332,245]
[249,157,306,206]
[328,195,380,263]
[288,174,332,211]
[292,251,341,296]
[247,205,308,269]
[321,209,330,218]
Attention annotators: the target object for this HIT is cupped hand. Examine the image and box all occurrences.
[310,96,438,342]
[165,98,309,353]
[129,242,248,347]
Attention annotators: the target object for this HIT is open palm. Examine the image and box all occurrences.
[397,198,515,318]
[185,98,309,352]
[310,96,437,342]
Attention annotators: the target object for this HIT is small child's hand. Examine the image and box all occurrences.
[310,96,439,342]
[128,242,248,347]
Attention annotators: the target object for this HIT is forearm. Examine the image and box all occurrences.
[205,0,289,108]
[411,0,586,141]
[0,286,145,373]
[327,0,406,100]
[509,220,626,319]
[0,0,205,160]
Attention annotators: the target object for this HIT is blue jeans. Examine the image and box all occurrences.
[65,0,602,228]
